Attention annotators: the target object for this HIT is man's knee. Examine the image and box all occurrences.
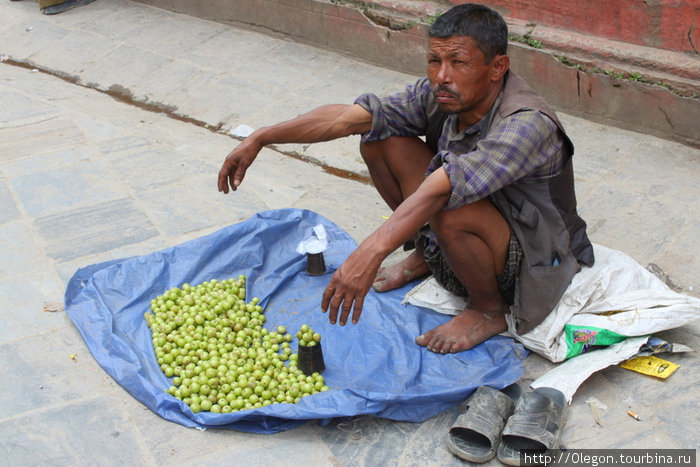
[430,199,511,260]
[360,136,436,204]
[359,139,383,165]
[360,136,433,166]
[432,199,505,233]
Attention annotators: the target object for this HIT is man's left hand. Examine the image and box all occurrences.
[321,248,381,326]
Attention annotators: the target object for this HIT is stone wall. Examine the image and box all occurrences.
[452,0,699,54]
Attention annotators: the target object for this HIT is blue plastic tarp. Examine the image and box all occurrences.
[65,208,527,433]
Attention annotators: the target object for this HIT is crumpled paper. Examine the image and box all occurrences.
[296,224,328,255]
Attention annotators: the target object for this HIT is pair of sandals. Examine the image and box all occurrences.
[446,384,568,465]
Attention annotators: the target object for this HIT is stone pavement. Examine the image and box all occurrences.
[0,0,698,464]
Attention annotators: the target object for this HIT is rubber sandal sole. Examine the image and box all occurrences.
[446,384,521,463]
[497,387,568,466]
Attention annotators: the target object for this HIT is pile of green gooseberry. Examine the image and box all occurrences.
[145,275,329,414]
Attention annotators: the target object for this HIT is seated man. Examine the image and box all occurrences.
[218,3,594,354]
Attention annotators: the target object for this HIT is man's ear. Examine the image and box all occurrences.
[491,55,510,81]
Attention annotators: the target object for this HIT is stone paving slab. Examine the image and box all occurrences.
[0,0,698,464]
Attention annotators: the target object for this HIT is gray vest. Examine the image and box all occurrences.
[488,72,594,334]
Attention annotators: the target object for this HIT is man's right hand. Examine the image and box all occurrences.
[217,136,262,193]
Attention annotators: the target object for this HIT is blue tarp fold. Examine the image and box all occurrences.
[65,208,526,433]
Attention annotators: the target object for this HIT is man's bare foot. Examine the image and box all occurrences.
[415,304,508,353]
[372,250,430,292]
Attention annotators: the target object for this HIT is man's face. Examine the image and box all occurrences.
[427,36,498,119]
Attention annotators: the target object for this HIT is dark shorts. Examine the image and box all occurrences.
[416,229,523,305]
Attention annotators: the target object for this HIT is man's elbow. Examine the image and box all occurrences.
[341,104,373,135]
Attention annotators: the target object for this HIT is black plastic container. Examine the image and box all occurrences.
[298,342,325,375]
[306,252,326,275]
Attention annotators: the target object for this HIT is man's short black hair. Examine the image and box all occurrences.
[428,3,508,64]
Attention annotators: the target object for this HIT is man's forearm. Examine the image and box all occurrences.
[218,103,372,193]
[361,168,452,259]
[252,104,372,147]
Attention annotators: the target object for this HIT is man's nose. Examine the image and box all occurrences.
[436,63,451,83]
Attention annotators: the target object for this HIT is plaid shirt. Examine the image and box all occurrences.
[355,77,566,210]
